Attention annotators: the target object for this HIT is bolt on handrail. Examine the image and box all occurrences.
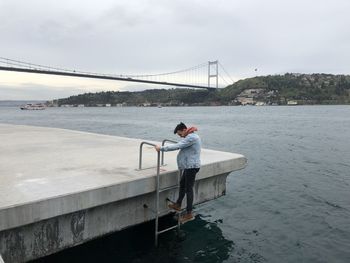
[161,139,178,166]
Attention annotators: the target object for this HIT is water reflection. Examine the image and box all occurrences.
[32,214,233,263]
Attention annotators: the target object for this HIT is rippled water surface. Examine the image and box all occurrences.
[1,105,349,263]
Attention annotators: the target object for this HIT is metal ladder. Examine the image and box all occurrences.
[138,139,180,247]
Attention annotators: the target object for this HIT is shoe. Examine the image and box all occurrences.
[179,212,195,223]
[168,203,181,211]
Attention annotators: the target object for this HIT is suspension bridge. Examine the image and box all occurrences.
[0,57,234,90]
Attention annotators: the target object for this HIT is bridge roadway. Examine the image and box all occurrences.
[0,66,215,90]
[0,124,246,262]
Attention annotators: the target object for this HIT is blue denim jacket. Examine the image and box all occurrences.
[160,133,201,170]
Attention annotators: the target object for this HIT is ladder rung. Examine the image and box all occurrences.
[157,224,178,235]
[159,185,179,193]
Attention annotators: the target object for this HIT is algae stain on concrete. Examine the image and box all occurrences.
[3,231,25,263]
[33,219,61,258]
[71,211,86,243]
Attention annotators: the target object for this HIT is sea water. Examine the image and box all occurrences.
[1,105,349,263]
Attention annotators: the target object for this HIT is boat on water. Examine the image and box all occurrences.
[20,103,46,110]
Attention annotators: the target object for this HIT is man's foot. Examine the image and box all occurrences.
[179,212,195,223]
[168,203,181,211]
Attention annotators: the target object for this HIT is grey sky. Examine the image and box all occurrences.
[1,0,349,99]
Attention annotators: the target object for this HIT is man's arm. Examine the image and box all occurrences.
[160,135,196,152]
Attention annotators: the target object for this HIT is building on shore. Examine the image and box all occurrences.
[287,100,298,105]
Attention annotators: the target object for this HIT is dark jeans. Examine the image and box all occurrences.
[176,168,200,213]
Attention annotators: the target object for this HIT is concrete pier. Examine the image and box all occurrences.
[0,124,246,262]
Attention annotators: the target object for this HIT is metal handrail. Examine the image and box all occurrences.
[138,141,161,246]
[161,139,177,166]
[138,140,181,247]
[138,141,159,170]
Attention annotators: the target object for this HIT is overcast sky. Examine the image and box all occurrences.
[1,0,350,100]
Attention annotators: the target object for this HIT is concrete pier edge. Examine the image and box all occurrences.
[0,124,247,262]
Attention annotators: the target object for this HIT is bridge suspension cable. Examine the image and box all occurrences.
[219,61,235,84]
[124,62,208,78]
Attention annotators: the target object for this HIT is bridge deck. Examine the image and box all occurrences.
[0,66,215,90]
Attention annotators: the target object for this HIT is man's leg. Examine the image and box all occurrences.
[176,170,186,206]
[184,168,199,213]
[169,170,186,211]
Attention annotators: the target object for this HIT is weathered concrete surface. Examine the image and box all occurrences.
[0,124,247,262]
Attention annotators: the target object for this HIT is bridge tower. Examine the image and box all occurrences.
[208,60,219,89]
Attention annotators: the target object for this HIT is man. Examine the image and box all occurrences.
[155,122,201,223]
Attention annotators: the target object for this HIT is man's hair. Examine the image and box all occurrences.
[174,122,187,134]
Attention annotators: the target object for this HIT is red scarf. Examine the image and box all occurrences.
[185,126,198,137]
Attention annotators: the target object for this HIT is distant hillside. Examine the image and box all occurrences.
[54,89,220,107]
[220,73,350,104]
[53,73,350,106]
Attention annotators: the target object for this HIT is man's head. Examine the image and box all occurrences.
[174,122,187,137]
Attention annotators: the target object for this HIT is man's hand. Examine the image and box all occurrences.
[155,145,161,152]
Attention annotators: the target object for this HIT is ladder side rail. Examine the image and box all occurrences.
[137,141,160,246]
[161,139,182,234]
[155,148,161,247]
[139,141,180,246]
